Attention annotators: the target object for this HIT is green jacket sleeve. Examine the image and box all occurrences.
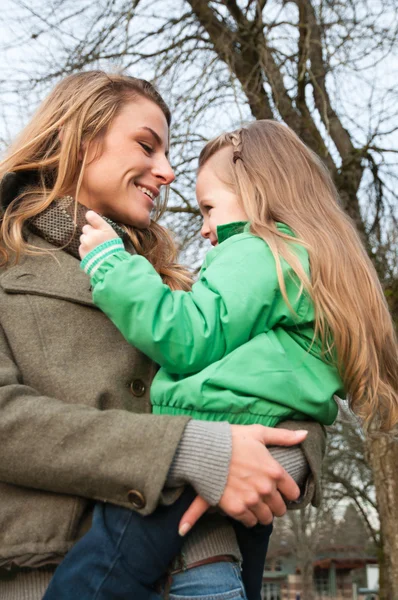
[91,234,306,375]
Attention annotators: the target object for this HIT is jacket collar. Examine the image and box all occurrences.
[0,233,95,307]
[216,221,249,245]
[216,221,294,245]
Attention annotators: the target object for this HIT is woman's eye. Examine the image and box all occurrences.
[139,142,153,154]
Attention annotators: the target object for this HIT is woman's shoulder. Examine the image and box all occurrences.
[0,234,57,275]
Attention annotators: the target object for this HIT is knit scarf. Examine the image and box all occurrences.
[29,196,127,259]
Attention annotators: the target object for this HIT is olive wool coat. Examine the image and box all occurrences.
[0,233,189,568]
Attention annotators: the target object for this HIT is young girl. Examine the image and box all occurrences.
[45,120,397,600]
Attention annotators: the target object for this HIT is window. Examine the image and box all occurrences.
[262,582,281,600]
[314,569,330,598]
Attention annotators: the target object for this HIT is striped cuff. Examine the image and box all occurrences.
[81,238,125,277]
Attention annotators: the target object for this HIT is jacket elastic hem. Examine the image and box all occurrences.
[152,405,281,427]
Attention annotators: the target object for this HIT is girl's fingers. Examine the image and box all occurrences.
[85,210,111,230]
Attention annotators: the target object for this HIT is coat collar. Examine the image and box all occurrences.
[0,234,95,307]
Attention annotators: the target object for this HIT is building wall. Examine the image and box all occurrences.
[262,572,353,600]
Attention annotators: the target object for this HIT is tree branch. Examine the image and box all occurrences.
[186,0,274,119]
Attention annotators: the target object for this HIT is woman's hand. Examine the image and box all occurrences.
[79,210,118,259]
[178,425,307,535]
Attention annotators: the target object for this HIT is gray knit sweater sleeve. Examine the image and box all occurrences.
[166,421,232,505]
[167,421,309,505]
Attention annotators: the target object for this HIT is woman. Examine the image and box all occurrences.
[0,71,325,599]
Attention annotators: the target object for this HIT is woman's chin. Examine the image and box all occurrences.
[122,212,151,229]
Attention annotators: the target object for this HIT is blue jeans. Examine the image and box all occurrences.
[43,487,270,600]
[167,562,247,600]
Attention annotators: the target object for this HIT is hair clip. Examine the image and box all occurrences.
[233,151,242,164]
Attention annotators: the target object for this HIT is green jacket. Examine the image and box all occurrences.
[88,222,343,427]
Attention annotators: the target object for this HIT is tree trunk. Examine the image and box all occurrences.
[367,435,398,599]
[299,560,316,600]
[295,508,317,600]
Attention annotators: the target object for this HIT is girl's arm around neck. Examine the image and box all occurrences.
[87,233,307,374]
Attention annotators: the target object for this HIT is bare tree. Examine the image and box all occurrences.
[1,0,397,595]
[323,408,379,548]
[269,411,378,598]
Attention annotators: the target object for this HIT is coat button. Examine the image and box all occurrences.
[127,490,146,509]
[130,379,146,397]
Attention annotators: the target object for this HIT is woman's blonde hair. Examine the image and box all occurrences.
[0,70,192,291]
[199,120,398,432]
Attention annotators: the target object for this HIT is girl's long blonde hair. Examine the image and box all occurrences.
[0,70,192,291]
[199,121,398,432]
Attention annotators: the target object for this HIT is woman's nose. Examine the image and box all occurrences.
[153,155,175,185]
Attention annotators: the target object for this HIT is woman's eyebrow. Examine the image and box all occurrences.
[139,126,169,155]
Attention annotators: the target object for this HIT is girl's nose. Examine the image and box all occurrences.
[201,222,210,239]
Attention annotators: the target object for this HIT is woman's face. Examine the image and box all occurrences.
[77,97,174,227]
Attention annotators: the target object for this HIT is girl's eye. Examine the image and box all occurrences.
[139,142,154,154]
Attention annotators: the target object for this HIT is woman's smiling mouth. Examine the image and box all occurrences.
[136,185,155,200]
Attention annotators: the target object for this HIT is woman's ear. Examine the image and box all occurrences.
[59,126,84,161]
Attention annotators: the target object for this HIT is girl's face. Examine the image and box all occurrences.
[77,97,174,227]
[196,150,248,246]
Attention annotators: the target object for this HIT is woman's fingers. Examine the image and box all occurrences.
[215,424,305,526]
[254,425,308,448]
[179,424,302,534]
[229,425,303,503]
[178,495,210,536]
[248,500,274,526]
[230,508,259,528]
[257,489,286,519]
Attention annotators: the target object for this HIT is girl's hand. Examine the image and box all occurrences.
[79,210,118,259]
[178,425,308,535]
